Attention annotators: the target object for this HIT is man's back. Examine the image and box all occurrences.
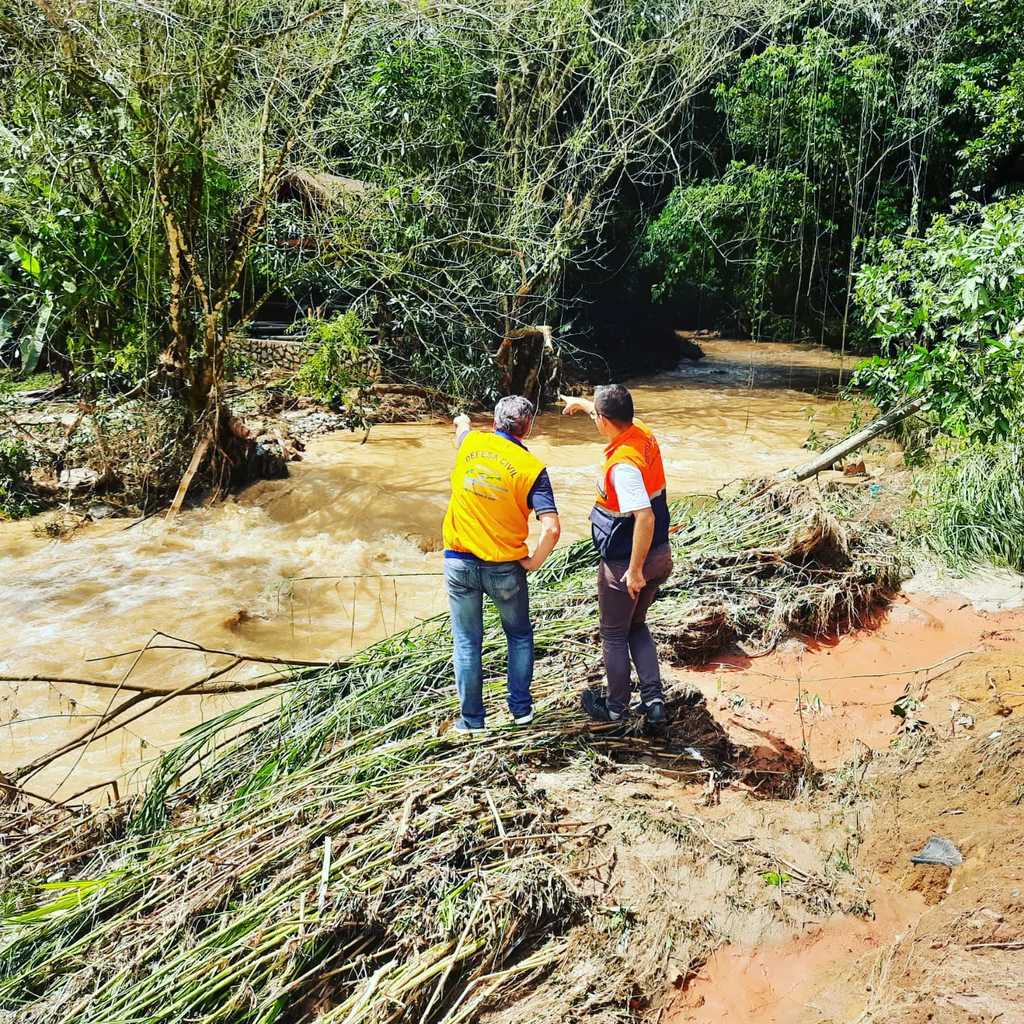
[443,430,545,563]
[441,396,561,733]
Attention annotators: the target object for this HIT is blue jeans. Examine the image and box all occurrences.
[445,558,534,727]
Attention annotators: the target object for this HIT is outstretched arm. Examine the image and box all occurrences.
[559,393,595,417]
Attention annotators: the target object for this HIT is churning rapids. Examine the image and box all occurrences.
[0,340,851,798]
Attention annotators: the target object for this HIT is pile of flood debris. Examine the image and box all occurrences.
[0,480,904,1024]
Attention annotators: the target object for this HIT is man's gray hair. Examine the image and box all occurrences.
[493,395,535,437]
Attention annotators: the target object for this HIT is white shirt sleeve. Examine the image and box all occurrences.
[610,463,651,514]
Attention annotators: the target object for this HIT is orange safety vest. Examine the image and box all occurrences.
[591,419,670,561]
[595,419,667,510]
[443,430,545,562]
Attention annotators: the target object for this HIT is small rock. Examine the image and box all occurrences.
[58,467,100,492]
[911,836,963,867]
[843,460,867,476]
[87,503,117,521]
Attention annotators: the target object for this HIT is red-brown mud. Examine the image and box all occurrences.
[672,593,1024,770]
[663,594,1024,1024]
[669,885,925,1023]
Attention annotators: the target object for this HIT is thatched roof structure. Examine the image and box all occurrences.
[276,168,373,216]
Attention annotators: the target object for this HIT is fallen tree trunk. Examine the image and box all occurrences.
[777,395,926,482]
[0,670,291,696]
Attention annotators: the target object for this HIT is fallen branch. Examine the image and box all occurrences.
[12,659,242,783]
[56,776,122,807]
[0,772,62,808]
[0,671,288,697]
[777,396,926,482]
[164,430,212,522]
[85,640,331,668]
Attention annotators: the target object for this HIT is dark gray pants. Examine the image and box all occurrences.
[597,543,673,716]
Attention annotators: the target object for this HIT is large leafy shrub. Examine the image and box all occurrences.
[853,197,1024,441]
[292,311,380,428]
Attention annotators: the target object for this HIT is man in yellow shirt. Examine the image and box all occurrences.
[443,396,561,733]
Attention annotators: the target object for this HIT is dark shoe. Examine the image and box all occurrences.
[641,699,667,725]
[581,689,625,723]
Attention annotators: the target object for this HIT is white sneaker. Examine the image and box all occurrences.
[453,720,486,736]
[513,711,534,726]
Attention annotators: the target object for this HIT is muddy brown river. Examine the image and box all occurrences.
[0,340,851,798]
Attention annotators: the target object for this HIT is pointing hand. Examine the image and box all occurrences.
[559,394,593,417]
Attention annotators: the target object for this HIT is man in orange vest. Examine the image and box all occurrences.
[562,384,672,724]
[443,395,562,733]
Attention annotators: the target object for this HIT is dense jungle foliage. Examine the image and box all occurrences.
[0,0,1022,433]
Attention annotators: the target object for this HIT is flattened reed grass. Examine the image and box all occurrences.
[0,482,900,1024]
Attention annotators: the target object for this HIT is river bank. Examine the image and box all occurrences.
[1,338,851,798]
[666,619,1024,1024]
[4,469,1022,1024]
[3,339,1021,1024]
[653,568,1024,1024]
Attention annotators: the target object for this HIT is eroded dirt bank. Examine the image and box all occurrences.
[676,579,1024,770]
[659,592,1024,1024]
[466,594,1023,1024]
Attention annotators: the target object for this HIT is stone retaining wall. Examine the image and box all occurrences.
[232,335,316,372]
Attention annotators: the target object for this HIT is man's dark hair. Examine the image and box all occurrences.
[594,384,634,424]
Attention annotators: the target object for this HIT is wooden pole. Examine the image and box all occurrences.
[777,396,926,482]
